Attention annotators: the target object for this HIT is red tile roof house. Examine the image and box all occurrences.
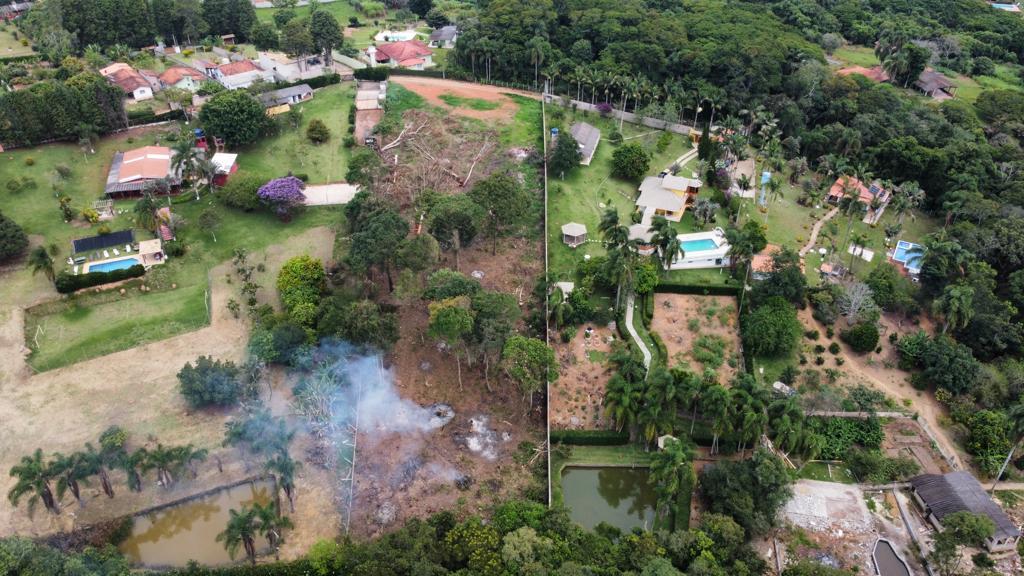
[104,145,182,198]
[159,65,206,92]
[100,62,155,101]
[826,176,891,224]
[366,40,433,69]
[197,59,275,90]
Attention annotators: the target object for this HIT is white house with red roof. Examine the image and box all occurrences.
[827,175,891,224]
[197,59,275,90]
[100,62,155,101]
[159,65,206,92]
[366,40,433,70]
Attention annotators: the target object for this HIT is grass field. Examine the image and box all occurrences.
[438,92,500,110]
[946,64,1024,103]
[832,45,880,68]
[237,83,355,183]
[0,28,34,59]
[546,108,693,281]
[798,461,856,484]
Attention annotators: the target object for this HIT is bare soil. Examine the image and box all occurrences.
[390,76,537,122]
[354,108,383,143]
[881,420,948,475]
[550,326,617,430]
[650,294,741,381]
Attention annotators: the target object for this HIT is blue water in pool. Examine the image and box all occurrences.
[892,241,922,269]
[679,238,718,252]
[89,258,140,273]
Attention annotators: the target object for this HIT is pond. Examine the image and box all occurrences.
[119,479,274,567]
[872,539,911,576]
[560,466,657,532]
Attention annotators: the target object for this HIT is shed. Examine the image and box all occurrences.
[569,122,601,166]
[561,222,587,247]
[210,152,238,186]
[910,471,1021,553]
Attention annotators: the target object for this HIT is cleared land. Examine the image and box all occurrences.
[650,294,742,381]
[390,76,537,122]
[550,325,617,430]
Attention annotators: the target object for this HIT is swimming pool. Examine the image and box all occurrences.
[680,238,719,252]
[88,257,140,273]
[891,240,922,271]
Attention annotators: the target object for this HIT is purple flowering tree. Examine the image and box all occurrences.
[257,176,306,220]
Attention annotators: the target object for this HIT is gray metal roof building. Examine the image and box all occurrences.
[910,472,1020,549]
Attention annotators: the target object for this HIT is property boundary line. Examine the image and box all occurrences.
[542,89,552,507]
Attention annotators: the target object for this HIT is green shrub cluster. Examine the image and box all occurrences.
[54,264,145,294]
[844,447,920,483]
[806,416,884,460]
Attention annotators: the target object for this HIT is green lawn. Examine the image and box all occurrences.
[438,92,499,111]
[0,27,34,59]
[798,461,856,484]
[832,45,880,68]
[237,83,355,184]
[546,108,693,281]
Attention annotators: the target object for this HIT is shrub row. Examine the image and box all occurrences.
[127,108,187,126]
[550,429,630,446]
[166,560,313,576]
[650,331,668,365]
[353,67,390,81]
[655,282,741,297]
[55,264,145,294]
[274,72,341,91]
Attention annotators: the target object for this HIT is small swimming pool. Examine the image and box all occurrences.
[891,240,922,271]
[680,238,719,252]
[88,257,140,273]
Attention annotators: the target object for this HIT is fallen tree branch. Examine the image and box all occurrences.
[380,121,427,152]
[461,139,490,187]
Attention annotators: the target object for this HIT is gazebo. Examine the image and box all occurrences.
[561,222,587,248]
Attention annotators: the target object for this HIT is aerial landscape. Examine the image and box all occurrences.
[4,0,1024,575]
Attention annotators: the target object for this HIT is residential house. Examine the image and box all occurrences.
[751,244,782,281]
[569,122,601,166]
[915,68,957,100]
[158,66,206,92]
[826,176,890,224]
[259,84,314,108]
[198,59,274,90]
[104,145,181,198]
[258,51,330,83]
[428,25,459,48]
[0,1,32,20]
[100,62,155,101]
[910,472,1021,554]
[367,40,433,69]
[635,173,702,222]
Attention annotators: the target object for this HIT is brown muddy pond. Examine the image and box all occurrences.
[872,539,911,576]
[119,479,274,567]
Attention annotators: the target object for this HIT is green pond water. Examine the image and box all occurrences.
[561,466,657,531]
[119,480,274,567]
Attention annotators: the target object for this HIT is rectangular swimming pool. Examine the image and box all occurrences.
[679,238,719,252]
[88,257,140,273]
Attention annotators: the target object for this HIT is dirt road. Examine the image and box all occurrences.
[390,76,539,122]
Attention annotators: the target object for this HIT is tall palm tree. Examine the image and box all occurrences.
[526,36,548,90]
[253,501,293,561]
[119,448,147,492]
[175,444,209,479]
[51,451,96,508]
[848,232,870,274]
[649,215,680,270]
[701,384,731,455]
[82,443,115,499]
[142,443,194,487]
[648,437,695,525]
[893,181,924,225]
[8,449,60,516]
[28,246,54,283]
[599,208,629,248]
[933,282,975,334]
[606,244,640,312]
[133,192,159,232]
[265,451,300,513]
[991,403,1024,494]
[691,198,720,228]
[217,506,260,565]
[766,177,783,204]
[672,367,704,436]
[604,374,643,437]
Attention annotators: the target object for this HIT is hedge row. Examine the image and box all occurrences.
[550,429,630,446]
[353,67,390,81]
[166,560,313,576]
[650,331,668,365]
[655,282,741,297]
[127,108,187,126]
[55,264,145,294]
[274,72,341,91]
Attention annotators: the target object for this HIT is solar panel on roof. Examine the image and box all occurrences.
[71,230,134,254]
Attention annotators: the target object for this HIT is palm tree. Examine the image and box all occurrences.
[800,432,827,461]
[736,173,752,194]
[526,36,548,90]
[82,443,115,499]
[142,443,193,487]
[604,374,643,436]
[648,437,695,525]
[691,198,720,228]
[724,225,756,276]
[8,449,60,516]
[847,232,870,274]
[606,244,640,312]
[638,402,673,447]
[175,444,209,479]
[217,506,260,565]
[195,155,219,195]
[599,208,629,249]
[649,215,680,270]
[549,287,574,331]
[51,451,96,508]
[253,501,293,561]
[766,177,783,204]
[701,384,731,455]
[933,282,975,334]
[28,246,54,283]
[265,451,300,513]
[991,403,1024,494]
[893,181,924,224]
[133,192,159,232]
[171,136,197,188]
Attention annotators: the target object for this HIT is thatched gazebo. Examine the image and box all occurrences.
[561,222,587,248]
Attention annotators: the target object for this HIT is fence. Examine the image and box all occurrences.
[544,95,696,136]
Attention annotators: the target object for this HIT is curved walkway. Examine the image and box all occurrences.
[799,206,840,257]
[624,293,652,371]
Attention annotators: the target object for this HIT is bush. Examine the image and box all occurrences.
[306,118,331,143]
[742,296,801,357]
[828,342,840,355]
[804,329,819,340]
[0,210,29,263]
[343,135,355,148]
[841,322,880,354]
[806,417,883,460]
[163,239,186,257]
[54,264,145,293]
[550,429,630,445]
[611,143,650,181]
[24,157,34,166]
[219,173,263,211]
[844,447,920,483]
[177,356,242,408]
[277,255,326,326]
[354,67,390,81]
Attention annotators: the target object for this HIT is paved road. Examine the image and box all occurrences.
[624,293,652,371]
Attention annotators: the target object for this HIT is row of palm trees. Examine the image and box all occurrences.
[603,361,827,461]
[217,501,293,565]
[8,434,208,517]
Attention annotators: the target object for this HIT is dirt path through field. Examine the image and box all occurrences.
[798,308,965,469]
[390,76,538,121]
[0,227,336,552]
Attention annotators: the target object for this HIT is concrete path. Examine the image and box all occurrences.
[624,293,652,371]
[304,183,359,206]
[799,206,839,257]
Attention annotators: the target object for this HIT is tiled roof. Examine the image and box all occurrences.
[119,146,173,182]
[218,60,261,76]
[159,66,205,85]
[375,40,432,63]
